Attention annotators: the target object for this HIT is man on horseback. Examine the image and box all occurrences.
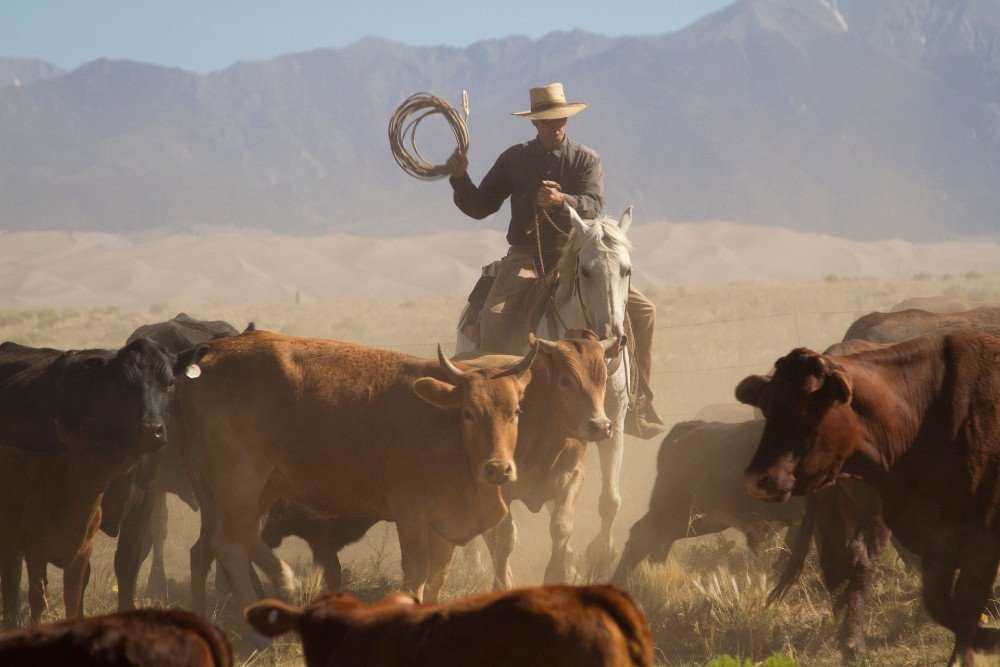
[445,82,664,438]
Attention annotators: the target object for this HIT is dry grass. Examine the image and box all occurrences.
[3,272,1000,665]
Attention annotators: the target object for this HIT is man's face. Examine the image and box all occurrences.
[533,117,567,147]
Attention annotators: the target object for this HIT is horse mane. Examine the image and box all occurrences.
[555,216,633,304]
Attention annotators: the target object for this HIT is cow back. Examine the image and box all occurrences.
[0,608,232,666]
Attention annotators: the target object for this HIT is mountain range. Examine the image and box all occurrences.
[2,0,998,242]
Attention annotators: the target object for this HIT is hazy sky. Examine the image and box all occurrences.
[5,1,733,73]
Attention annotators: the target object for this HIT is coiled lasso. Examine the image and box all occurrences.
[388,91,469,181]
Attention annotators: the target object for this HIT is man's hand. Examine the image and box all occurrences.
[536,180,564,209]
[446,148,468,179]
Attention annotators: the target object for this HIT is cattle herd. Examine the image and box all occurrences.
[0,299,998,666]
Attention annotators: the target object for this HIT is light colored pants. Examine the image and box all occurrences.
[479,246,539,354]
[477,246,656,385]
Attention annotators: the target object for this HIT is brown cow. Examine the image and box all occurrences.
[245,585,653,666]
[611,419,803,586]
[193,331,618,604]
[841,305,1000,343]
[0,608,231,666]
[775,328,1000,660]
[890,296,996,313]
[174,329,540,617]
[738,329,1000,665]
[459,330,621,588]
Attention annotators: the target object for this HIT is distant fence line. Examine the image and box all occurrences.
[361,307,872,351]
[652,308,870,331]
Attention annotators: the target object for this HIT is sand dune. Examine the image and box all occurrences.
[1,222,997,309]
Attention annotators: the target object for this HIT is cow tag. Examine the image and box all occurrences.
[185,364,202,379]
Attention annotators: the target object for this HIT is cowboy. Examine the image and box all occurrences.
[445,83,664,438]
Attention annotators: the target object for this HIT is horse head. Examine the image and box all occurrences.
[555,206,634,342]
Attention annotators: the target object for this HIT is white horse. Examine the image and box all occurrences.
[456,206,635,578]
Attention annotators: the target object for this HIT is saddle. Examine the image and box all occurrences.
[461,263,561,354]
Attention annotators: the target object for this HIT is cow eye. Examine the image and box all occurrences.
[463,409,473,421]
[580,267,590,279]
[560,375,575,389]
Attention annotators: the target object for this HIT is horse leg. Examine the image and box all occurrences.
[545,469,584,585]
[586,428,623,580]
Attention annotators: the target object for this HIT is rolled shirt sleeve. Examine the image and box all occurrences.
[450,151,513,220]
[562,152,604,219]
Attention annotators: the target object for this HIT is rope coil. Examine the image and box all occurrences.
[388,92,470,181]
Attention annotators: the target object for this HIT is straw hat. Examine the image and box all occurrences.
[511,83,588,120]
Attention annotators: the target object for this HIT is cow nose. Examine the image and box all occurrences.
[744,470,789,502]
[481,460,517,486]
[588,418,612,440]
[140,419,167,451]
[152,422,166,441]
[610,323,624,339]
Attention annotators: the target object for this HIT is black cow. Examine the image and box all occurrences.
[100,313,249,610]
[0,338,173,627]
[611,419,804,586]
[260,499,375,590]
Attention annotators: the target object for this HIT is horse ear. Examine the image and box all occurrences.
[568,206,589,235]
[618,206,633,234]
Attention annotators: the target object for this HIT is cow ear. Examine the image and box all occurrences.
[827,370,853,406]
[735,374,769,407]
[244,600,301,637]
[412,377,460,409]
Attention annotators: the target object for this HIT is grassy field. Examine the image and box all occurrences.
[3,271,999,665]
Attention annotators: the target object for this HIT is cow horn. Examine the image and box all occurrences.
[497,340,539,380]
[600,335,625,352]
[532,335,561,353]
[437,344,465,383]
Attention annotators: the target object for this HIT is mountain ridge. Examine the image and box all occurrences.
[2,0,997,241]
